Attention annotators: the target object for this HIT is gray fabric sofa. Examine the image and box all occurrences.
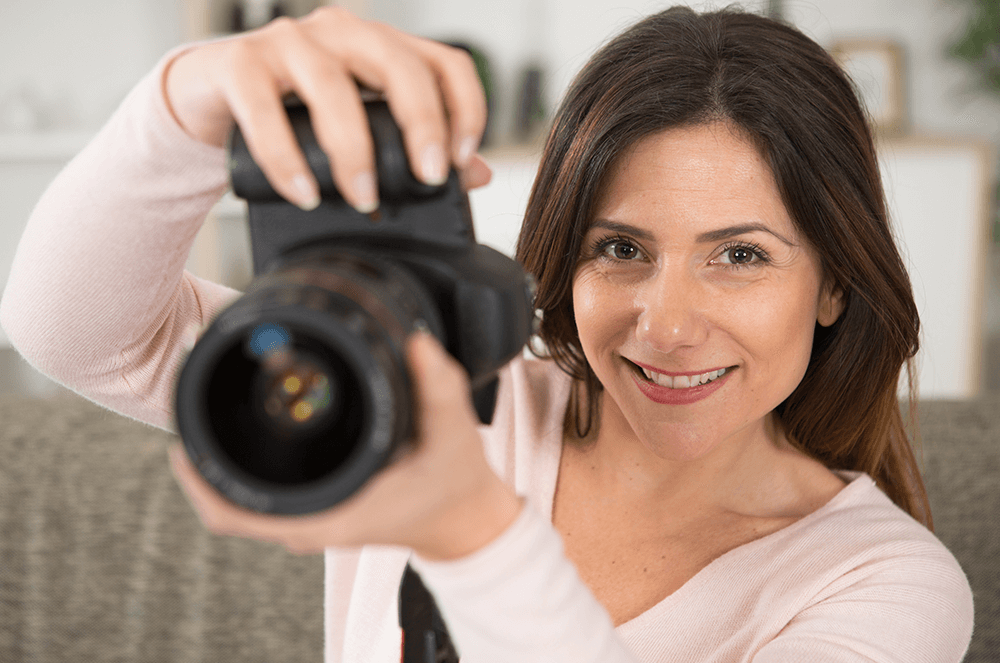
[1,391,997,662]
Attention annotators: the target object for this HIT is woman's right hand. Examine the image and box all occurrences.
[163,6,491,213]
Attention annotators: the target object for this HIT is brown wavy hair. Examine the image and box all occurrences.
[515,6,930,528]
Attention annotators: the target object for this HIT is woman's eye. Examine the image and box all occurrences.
[603,241,641,261]
[718,244,764,266]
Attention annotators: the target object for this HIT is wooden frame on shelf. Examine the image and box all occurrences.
[830,39,907,136]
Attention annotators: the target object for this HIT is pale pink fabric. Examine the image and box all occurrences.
[0,50,974,663]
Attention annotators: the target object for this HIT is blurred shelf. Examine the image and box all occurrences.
[0,131,93,162]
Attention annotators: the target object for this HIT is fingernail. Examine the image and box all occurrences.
[457,136,478,167]
[291,173,320,211]
[421,143,448,185]
[352,171,378,214]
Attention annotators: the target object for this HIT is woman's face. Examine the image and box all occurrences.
[572,122,842,461]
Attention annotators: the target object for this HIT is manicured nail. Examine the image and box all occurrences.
[352,171,378,214]
[291,173,320,211]
[420,143,448,185]
[457,136,478,167]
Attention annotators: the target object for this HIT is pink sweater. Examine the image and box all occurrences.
[0,51,974,663]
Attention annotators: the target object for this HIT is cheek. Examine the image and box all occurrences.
[572,271,602,334]
[726,282,819,394]
[572,270,636,353]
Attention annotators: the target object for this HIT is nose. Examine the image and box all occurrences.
[634,268,709,354]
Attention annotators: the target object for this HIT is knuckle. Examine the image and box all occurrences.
[363,30,396,64]
[295,57,343,91]
[310,4,355,24]
[445,46,478,77]
[265,15,299,36]
[222,37,259,70]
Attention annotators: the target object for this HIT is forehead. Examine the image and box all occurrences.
[592,122,798,239]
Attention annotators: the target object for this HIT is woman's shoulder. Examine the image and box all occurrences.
[742,472,974,659]
[780,471,968,576]
[758,471,973,625]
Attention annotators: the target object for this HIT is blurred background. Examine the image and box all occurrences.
[1,0,998,400]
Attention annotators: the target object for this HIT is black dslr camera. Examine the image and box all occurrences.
[173,100,534,515]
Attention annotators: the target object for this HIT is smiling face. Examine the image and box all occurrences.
[572,122,843,462]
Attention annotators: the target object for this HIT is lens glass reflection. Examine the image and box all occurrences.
[205,321,364,485]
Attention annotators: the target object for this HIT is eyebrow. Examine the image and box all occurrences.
[590,220,795,246]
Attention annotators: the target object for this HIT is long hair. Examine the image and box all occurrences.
[515,6,930,528]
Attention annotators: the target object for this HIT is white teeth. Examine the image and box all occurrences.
[637,365,729,389]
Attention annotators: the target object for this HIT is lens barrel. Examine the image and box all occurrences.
[175,251,443,514]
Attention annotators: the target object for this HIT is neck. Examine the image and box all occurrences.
[564,391,794,521]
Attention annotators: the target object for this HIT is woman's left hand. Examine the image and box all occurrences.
[168,331,522,560]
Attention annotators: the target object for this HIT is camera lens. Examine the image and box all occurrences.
[174,251,444,514]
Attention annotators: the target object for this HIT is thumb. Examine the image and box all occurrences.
[406,330,476,430]
[460,153,493,191]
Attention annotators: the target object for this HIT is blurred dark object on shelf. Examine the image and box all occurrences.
[231,0,289,32]
[515,64,546,144]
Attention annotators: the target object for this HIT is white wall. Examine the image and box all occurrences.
[2,1,995,142]
[0,0,184,132]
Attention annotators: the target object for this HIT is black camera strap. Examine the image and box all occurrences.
[398,563,460,663]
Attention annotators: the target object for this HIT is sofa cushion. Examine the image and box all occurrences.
[1,392,996,661]
[0,392,323,662]
[918,398,1000,663]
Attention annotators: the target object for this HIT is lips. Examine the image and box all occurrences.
[637,365,730,389]
[626,358,735,405]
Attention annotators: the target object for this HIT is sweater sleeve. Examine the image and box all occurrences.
[410,503,640,663]
[0,44,241,432]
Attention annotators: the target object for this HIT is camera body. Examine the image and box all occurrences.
[173,100,534,515]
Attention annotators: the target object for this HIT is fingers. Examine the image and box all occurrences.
[406,331,478,436]
[167,444,326,554]
[302,8,485,197]
[167,8,489,210]
[392,31,488,168]
[219,40,321,210]
[258,18,379,212]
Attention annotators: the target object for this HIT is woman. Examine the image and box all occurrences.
[0,4,973,661]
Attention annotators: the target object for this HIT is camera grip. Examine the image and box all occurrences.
[229,99,445,203]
